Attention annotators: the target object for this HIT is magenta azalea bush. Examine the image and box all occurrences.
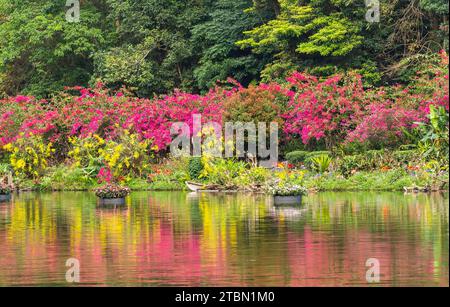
[1,84,226,153]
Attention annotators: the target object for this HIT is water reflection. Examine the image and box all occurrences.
[0,191,448,286]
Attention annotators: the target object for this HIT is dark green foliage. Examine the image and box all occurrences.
[188,157,204,180]
[0,0,110,97]
[285,151,309,165]
[281,137,308,156]
[336,150,421,177]
[191,0,265,91]
[92,0,210,96]
[238,0,448,85]
[1,0,448,97]
[286,150,331,167]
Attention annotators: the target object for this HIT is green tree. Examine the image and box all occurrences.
[1,0,447,96]
[92,0,210,96]
[191,0,267,90]
[237,0,368,82]
[237,0,449,85]
[0,0,110,97]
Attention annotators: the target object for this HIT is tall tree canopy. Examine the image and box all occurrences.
[191,0,266,91]
[0,0,448,97]
[92,0,210,96]
[237,0,366,81]
[0,0,109,97]
[238,0,448,84]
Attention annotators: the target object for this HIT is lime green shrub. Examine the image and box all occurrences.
[188,157,203,180]
[310,155,332,174]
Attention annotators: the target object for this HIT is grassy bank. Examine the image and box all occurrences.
[6,161,448,193]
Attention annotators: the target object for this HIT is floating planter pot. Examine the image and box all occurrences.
[274,195,302,206]
[267,182,307,206]
[98,197,126,206]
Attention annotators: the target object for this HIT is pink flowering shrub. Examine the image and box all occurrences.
[97,167,113,184]
[282,51,449,149]
[346,51,449,148]
[282,72,369,148]
[346,103,424,146]
[0,51,448,166]
[126,90,224,150]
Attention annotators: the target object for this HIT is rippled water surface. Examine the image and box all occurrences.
[0,191,448,286]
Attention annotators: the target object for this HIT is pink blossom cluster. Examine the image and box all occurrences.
[0,52,448,152]
[346,102,424,145]
[0,85,226,152]
[281,51,448,147]
[282,72,368,147]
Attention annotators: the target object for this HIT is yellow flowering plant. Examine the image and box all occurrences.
[198,125,225,180]
[98,130,155,182]
[69,130,156,182]
[2,133,55,179]
[68,134,105,175]
[275,165,306,185]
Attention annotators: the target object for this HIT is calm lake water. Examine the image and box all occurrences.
[0,191,448,287]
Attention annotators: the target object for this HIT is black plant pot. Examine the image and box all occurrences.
[97,197,126,206]
[0,194,11,202]
[274,195,302,206]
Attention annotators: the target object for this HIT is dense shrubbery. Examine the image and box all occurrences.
[2,1,447,98]
[0,51,448,192]
[285,151,309,165]
[305,168,448,192]
[286,151,331,167]
[333,149,422,177]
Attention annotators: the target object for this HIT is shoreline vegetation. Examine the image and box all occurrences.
[1,1,449,197]
[5,175,450,193]
[1,53,449,196]
[2,154,449,194]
